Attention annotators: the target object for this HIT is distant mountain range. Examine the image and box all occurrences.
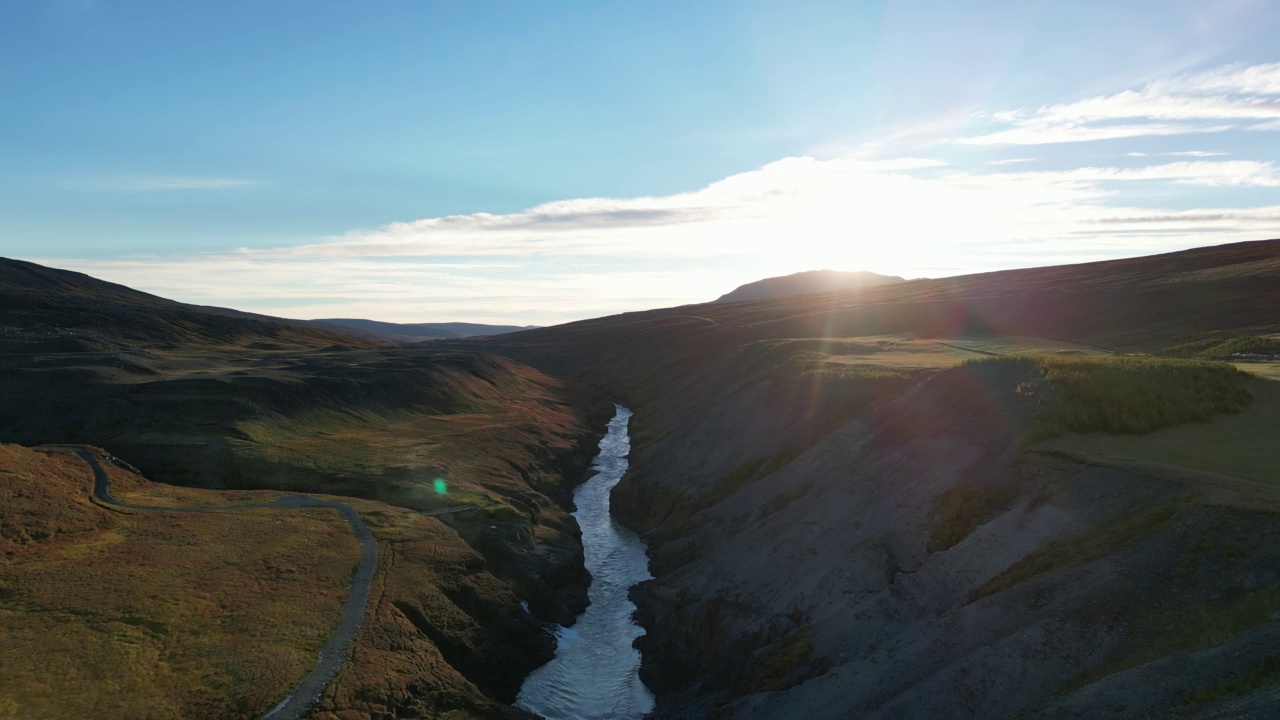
[312,318,538,343]
[714,269,906,303]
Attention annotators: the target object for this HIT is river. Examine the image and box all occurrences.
[515,405,656,720]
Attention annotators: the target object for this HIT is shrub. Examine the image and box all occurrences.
[969,355,1252,439]
[1162,336,1280,360]
[928,483,1018,552]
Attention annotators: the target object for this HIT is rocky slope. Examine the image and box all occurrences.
[467,238,1280,718]
[626,363,1280,718]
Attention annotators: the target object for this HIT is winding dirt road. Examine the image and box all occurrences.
[50,446,378,720]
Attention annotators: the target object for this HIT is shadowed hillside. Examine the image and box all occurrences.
[0,257,378,352]
[464,239,1280,719]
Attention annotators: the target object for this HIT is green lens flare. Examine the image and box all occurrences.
[433,478,448,495]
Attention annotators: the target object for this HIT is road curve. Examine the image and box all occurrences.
[47,446,378,720]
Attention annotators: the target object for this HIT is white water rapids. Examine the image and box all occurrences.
[515,405,656,720]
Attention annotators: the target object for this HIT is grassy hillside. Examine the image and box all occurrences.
[0,345,609,714]
[0,443,574,719]
[0,444,356,719]
[965,355,1254,439]
[1162,335,1280,360]
[1037,372,1280,485]
[0,258,614,718]
[467,239,1280,404]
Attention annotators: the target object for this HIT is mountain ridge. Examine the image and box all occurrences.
[312,317,537,343]
[461,237,1280,720]
[714,269,906,303]
[0,256,378,351]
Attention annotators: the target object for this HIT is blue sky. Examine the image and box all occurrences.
[2,1,1279,323]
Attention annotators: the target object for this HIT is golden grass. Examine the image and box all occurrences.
[229,381,589,515]
[0,445,358,720]
[1236,361,1280,382]
[807,334,1106,370]
[235,408,448,476]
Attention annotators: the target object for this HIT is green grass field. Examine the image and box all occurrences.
[758,334,1108,372]
[1162,335,1280,360]
[1037,373,1280,484]
[966,355,1254,439]
[1236,362,1280,382]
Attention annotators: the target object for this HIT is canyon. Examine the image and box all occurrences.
[3,239,1280,718]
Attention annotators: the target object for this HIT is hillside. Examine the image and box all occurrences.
[465,238,1280,718]
[0,257,377,352]
[0,259,612,718]
[313,318,536,343]
[466,239,1280,410]
[6,240,1280,718]
[714,269,905,303]
[0,444,360,719]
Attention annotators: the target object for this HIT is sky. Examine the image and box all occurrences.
[2,0,1279,325]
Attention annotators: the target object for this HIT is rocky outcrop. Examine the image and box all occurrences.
[620,363,1280,718]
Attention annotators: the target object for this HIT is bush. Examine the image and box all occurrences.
[1162,336,1280,359]
[969,355,1253,438]
[928,483,1018,552]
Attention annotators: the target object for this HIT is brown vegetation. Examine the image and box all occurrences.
[0,258,613,718]
[0,445,356,720]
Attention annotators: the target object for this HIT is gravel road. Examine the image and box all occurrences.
[53,446,378,720]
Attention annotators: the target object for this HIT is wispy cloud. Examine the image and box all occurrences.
[40,153,1280,324]
[69,175,261,192]
[962,62,1280,145]
[33,64,1280,324]
[1131,150,1229,157]
[1058,160,1279,186]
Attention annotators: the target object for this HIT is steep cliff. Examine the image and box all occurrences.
[467,239,1280,718]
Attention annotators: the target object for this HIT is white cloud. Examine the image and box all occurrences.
[963,122,1234,146]
[1060,160,1280,186]
[39,154,1280,324]
[69,175,261,191]
[1133,150,1228,157]
[963,62,1280,145]
[35,68,1280,324]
